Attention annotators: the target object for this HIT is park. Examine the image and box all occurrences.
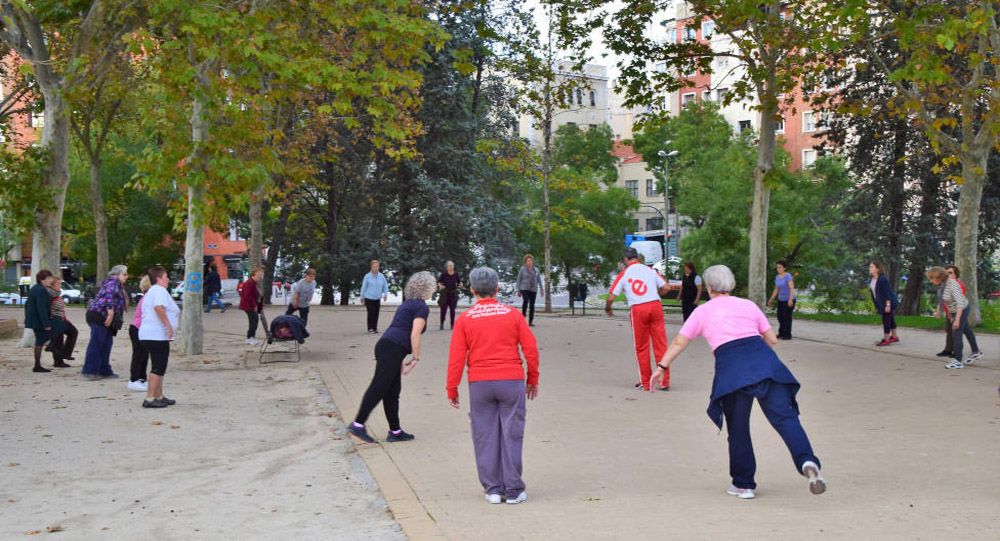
[2,1,1000,540]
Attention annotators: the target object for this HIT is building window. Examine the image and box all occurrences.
[738,120,753,134]
[802,149,817,168]
[665,29,676,43]
[803,110,817,132]
[702,90,712,102]
[646,179,656,197]
[775,117,785,133]
[715,56,730,71]
[646,217,664,230]
[716,88,729,103]
[589,90,596,107]
[625,180,638,198]
[681,93,696,107]
[683,26,697,41]
[701,20,716,38]
[29,109,45,129]
[575,88,583,106]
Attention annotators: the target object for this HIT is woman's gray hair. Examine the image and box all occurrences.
[404,271,437,301]
[108,264,128,276]
[702,264,736,294]
[469,267,499,297]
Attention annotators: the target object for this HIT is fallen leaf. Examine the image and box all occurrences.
[169,425,180,430]
[24,531,40,536]
[150,421,163,426]
[322,411,337,418]
[7,463,19,467]
[46,525,64,533]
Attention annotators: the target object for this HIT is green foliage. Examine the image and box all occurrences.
[0,145,53,234]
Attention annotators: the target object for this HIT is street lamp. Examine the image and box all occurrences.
[657,148,679,257]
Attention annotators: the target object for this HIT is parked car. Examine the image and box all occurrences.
[171,280,185,300]
[60,283,84,304]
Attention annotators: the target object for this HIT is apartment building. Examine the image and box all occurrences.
[518,63,612,146]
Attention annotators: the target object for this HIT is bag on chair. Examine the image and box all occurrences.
[18,327,35,348]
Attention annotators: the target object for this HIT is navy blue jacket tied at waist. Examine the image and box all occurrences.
[707,336,800,429]
[271,315,310,344]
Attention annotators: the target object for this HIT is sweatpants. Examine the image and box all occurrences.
[354,339,407,430]
[128,324,150,382]
[469,380,527,500]
[776,300,795,338]
[520,290,537,324]
[630,300,669,390]
[721,380,820,490]
[440,292,458,328]
[49,320,78,362]
[365,299,381,332]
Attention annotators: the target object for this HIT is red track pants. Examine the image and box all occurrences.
[630,300,669,390]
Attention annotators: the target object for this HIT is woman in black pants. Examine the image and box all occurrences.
[516,254,543,326]
[869,261,899,346]
[127,275,152,392]
[348,271,436,443]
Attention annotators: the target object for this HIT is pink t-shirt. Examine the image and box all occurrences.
[678,295,771,351]
[131,296,144,328]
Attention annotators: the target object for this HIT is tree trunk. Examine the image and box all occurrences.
[884,121,908,287]
[30,90,70,279]
[248,183,265,271]
[339,281,351,306]
[747,103,775,307]
[541,101,554,313]
[178,184,206,355]
[899,161,941,316]
[89,155,110,279]
[322,183,339,306]
[262,201,291,305]
[955,152,986,324]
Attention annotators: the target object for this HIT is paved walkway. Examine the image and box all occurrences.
[305,306,999,541]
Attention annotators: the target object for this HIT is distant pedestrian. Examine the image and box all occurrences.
[361,259,389,334]
[437,261,463,330]
[869,261,899,346]
[46,276,77,368]
[680,261,703,321]
[239,267,265,346]
[768,260,796,340]
[348,271,435,444]
[204,264,226,313]
[446,267,539,505]
[516,254,543,326]
[650,264,826,500]
[24,269,56,373]
[82,265,129,380]
[139,266,180,408]
[606,247,671,391]
[128,275,153,392]
[286,268,317,326]
[926,266,983,369]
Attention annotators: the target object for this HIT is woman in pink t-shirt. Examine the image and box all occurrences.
[650,265,826,500]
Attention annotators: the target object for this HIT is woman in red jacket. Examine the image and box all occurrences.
[447,267,539,505]
[239,267,265,346]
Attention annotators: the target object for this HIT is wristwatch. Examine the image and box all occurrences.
[656,363,668,370]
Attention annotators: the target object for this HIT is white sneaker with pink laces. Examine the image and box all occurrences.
[726,485,755,499]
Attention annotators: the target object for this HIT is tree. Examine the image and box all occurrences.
[847,0,1000,321]
[0,0,142,277]
[553,0,840,307]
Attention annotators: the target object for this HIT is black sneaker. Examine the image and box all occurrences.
[142,398,168,408]
[160,397,177,406]
[348,424,375,443]
[101,373,120,379]
[935,350,953,357]
[386,430,415,442]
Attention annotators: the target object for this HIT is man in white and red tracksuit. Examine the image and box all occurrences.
[605,247,671,391]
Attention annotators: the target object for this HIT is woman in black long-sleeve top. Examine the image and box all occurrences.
[24,269,60,373]
[868,261,899,346]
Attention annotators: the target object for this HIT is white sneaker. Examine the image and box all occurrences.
[726,485,755,499]
[801,461,826,495]
[127,380,147,392]
[945,359,964,369]
[506,491,527,505]
[964,352,983,365]
[246,338,259,346]
[485,494,502,505]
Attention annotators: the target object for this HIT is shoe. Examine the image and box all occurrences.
[726,485,755,499]
[485,494,502,505]
[965,352,983,364]
[348,423,375,443]
[506,491,528,505]
[63,355,75,361]
[889,336,900,343]
[101,373,120,379]
[944,359,964,369]
[127,380,148,392]
[53,361,72,368]
[634,382,647,391]
[876,339,892,347]
[83,373,102,381]
[159,396,176,406]
[657,385,670,391]
[386,430,415,442]
[142,398,168,408]
[936,350,953,357]
[204,308,211,313]
[801,461,826,495]
[32,366,51,373]
[246,338,259,346]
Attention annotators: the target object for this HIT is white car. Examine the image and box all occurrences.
[60,283,83,304]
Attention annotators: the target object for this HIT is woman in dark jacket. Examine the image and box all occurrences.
[82,265,129,380]
[24,269,57,373]
[239,267,265,346]
[869,261,899,346]
[437,261,463,330]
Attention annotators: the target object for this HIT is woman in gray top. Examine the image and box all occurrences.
[516,254,543,326]
[926,266,982,369]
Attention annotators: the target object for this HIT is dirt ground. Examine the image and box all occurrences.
[1,303,998,541]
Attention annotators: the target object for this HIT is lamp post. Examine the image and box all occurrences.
[657,148,679,257]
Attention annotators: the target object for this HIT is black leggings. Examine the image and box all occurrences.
[129,325,149,382]
[354,339,407,431]
[881,311,897,334]
[141,340,170,377]
[520,290,537,324]
[776,300,795,338]
[440,292,458,327]
[245,310,259,338]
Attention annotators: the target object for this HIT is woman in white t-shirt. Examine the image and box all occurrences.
[138,266,181,409]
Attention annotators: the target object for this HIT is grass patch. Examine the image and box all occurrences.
[796,312,1000,334]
